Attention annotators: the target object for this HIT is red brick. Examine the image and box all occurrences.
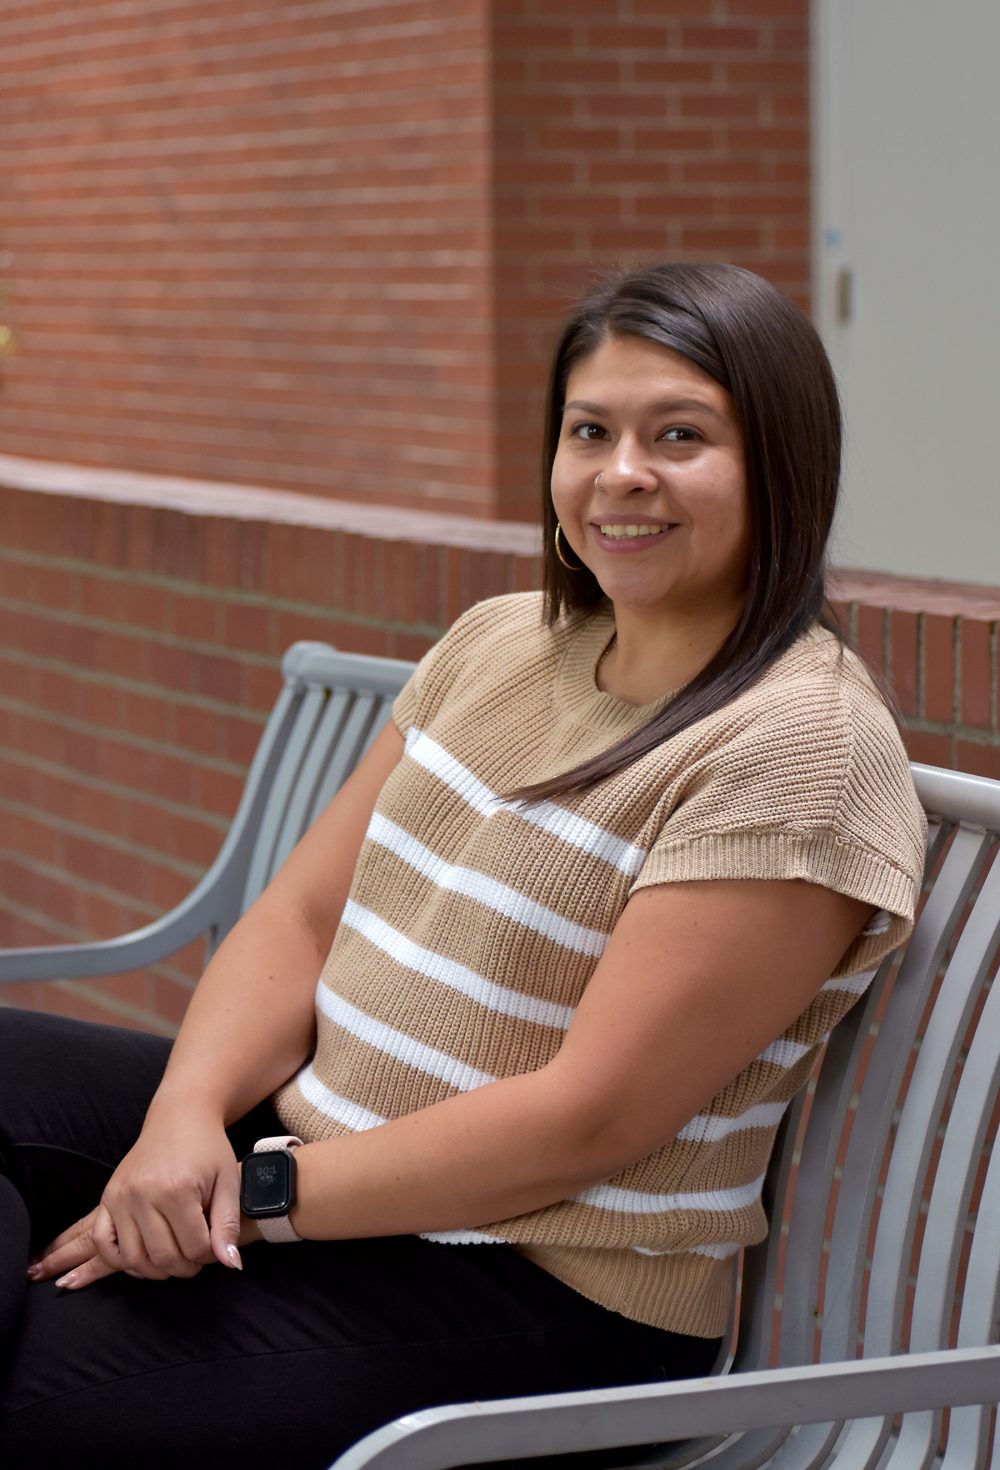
[681,225,763,251]
[149,972,195,1030]
[678,91,762,121]
[241,659,283,714]
[323,622,391,659]
[223,713,267,769]
[905,731,954,769]
[959,619,995,730]
[889,610,920,718]
[198,766,246,822]
[726,0,807,13]
[148,864,199,916]
[174,592,222,644]
[954,741,1000,782]
[923,615,956,724]
[855,604,886,680]
[172,702,220,761]
[389,631,436,663]
[190,650,243,704]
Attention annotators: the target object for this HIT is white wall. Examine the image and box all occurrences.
[814,0,1000,585]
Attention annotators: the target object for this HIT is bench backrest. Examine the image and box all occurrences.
[699,765,1000,1468]
[199,642,416,955]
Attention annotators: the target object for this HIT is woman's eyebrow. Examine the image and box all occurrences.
[563,397,726,421]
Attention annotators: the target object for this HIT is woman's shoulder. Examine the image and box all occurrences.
[673,622,918,824]
[740,623,899,746]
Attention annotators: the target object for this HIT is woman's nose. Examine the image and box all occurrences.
[600,441,658,494]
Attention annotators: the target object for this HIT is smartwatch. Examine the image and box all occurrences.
[240,1135,304,1243]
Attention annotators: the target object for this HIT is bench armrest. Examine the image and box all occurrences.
[330,1346,1000,1470]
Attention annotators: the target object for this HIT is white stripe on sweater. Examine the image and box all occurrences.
[675,1101,788,1145]
[366,812,608,957]
[317,986,494,1093]
[574,1173,765,1216]
[341,901,575,1031]
[420,1229,502,1245]
[634,1240,743,1260]
[756,1035,815,1069]
[404,728,647,876]
[821,966,877,997]
[295,1063,387,1132]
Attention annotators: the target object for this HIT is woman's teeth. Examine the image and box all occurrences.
[598,523,668,538]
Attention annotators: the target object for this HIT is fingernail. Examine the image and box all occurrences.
[26,1263,42,1280]
[225,1244,243,1271]
[54,1271,78,1289]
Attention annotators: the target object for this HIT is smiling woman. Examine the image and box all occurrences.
[551,335,750,703]
[0,265,926,1470]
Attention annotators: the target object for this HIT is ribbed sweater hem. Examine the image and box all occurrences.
[513,1243,737,1338]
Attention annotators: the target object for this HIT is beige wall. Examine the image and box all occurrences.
[814,0,1000,587]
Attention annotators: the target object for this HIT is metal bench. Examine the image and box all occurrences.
[1,640,997,1469]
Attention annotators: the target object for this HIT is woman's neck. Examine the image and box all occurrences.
[596,601,742,705]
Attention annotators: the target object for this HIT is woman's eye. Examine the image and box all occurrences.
[570,422,607,442]
[661,426,700,443]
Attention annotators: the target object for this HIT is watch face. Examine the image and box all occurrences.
[241,1150,296,1217]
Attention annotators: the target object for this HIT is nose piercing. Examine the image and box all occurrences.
[595,472,605,491]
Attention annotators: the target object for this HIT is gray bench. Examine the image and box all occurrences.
[1,640,998,1469]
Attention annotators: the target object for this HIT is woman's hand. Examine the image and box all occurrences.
[28,1104,249,1291]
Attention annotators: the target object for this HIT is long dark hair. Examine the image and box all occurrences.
[520,261,843,802]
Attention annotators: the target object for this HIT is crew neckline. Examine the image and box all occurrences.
[555,606,677,732]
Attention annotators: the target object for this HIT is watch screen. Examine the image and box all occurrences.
[242,1151,295,1215]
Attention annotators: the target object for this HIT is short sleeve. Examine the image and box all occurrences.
[392,644,438,738]
[629,668,927,978]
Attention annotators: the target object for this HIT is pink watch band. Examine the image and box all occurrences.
[252,1135,303,1243]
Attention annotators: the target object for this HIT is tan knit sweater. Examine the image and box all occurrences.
[274,593,927,1337]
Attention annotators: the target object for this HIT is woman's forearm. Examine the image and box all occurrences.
[285,1066,619,1243]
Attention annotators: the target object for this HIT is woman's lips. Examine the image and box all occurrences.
[591,521,677,551]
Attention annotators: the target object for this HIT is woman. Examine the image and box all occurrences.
[0,263,926,1466]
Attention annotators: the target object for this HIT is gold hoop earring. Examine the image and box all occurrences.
[554,522,582,571]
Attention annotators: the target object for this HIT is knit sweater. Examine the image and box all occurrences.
[274,592,927,1337]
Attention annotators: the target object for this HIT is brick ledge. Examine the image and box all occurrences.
[0,454,541,557]
[2,454,997,614]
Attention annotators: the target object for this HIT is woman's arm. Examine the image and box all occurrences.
[40,872,870,1287]
[271,876,874,1242]
[33,721,405,1286]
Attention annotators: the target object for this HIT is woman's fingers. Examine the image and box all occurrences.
[92,1201,182,1280]
[28,1208,101,1282]
[208,1161,244,1270]
[52,1254,129,1292]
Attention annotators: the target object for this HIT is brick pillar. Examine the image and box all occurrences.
[489,0,811,520]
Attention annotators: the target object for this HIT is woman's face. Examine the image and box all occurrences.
[550,334,751,625]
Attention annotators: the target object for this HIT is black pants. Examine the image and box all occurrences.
[0,1008,721,1469]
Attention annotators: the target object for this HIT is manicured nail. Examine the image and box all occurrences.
[26,1262,42,1280]
[54,1271,78,1289]
[225,1244,243,1271]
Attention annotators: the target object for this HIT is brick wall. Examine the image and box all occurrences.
[0,0,810,522]
[2,461,998,1033]
[0,0,498,516]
